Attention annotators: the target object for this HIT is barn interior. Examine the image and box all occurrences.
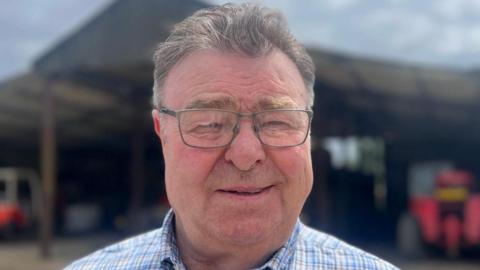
[1,0,479,255]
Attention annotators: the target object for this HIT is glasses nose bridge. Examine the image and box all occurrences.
[237,111,255,119]
[232,112,260,138]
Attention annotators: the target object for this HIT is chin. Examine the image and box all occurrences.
[208,210,285,246]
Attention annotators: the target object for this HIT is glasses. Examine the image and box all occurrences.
[159,107,313,149]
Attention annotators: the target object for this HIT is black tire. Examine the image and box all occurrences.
[397,213,425,259]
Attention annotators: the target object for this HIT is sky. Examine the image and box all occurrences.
[0,0,113,81]
[1,0,480,82]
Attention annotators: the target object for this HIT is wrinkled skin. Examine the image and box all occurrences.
[152,49,313,269]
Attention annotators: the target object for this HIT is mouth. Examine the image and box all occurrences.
[218,185,274,197]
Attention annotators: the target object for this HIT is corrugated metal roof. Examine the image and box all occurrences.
[34,0,209,76]
[0,72,139,146]
[1,0,480,150]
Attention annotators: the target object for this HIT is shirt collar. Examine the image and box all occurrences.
[257,221,301,270]
[158,209,183,267]
[159,209,300,270]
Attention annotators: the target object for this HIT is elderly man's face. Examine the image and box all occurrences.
[152,49,313,248]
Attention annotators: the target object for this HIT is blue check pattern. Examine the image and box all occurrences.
[64,210,399,270]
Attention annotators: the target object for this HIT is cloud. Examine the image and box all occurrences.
[320,0,360,10]
[0,0,112,81]
[308,0,480,67]
[434,0,480,20]
[2,0,480,80]
[360,3,480,58]
[434,25,480,54]
[362,9,436,50]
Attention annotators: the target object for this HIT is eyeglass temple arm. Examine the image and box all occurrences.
[159,107,177,117]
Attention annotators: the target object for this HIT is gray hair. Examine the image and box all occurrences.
[152,3,315,109]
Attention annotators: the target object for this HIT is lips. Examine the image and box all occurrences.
[218,185,273,196]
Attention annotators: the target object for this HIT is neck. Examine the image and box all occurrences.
[174,218,288,270]
[180,246,272,270]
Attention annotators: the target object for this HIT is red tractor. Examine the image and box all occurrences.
[398,168,480,258]
[0,168,40,238]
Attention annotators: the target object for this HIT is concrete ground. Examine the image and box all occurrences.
[0,234,479,270]
[370,245,480,270]
[400,261,480,270]
[0,233,119,270]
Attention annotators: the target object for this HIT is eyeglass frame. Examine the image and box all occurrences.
[158,106,314,149]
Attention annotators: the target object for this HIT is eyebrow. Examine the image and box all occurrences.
[255,97,298,110]
[185,97,236,110]
[184,96,298,111]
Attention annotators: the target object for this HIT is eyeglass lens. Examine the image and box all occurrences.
[177,110,310,148]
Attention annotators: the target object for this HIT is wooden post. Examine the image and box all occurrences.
[128,108,146,232]
[40,79,56,258]
[309,147,331,230]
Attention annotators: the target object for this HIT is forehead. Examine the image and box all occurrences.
[162,49,308,110]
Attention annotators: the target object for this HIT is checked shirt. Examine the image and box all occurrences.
[65,210,399,270]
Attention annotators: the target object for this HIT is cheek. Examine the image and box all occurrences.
[271,147,311,177]
[163,138,223,201]
[269,146,313,195]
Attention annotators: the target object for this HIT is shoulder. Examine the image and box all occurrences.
[291,224,399,270]
[63,228,166,270]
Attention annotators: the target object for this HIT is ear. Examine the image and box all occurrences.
[152,109,166,146]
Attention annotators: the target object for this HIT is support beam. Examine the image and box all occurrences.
[127,108,147,232]
[307,147,331,230]
[40,79,56,258]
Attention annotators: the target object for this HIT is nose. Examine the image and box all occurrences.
[224,119,266,171]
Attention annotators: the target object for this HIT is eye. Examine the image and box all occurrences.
[190,121,224,133]
[261,120,293,130]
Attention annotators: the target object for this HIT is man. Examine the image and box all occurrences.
[66,3,398,270]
